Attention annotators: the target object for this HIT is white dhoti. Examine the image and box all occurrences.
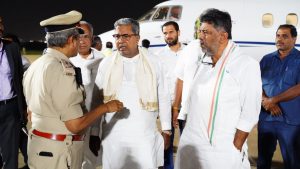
[175,129,250,169]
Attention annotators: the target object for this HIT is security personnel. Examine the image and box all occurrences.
[23,11,123,169]
[258,24,300,169]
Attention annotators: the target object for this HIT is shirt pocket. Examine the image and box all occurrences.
[283,70,296,86]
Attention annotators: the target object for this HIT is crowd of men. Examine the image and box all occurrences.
[0,8,299,169]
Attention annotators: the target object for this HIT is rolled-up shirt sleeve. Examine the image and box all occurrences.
[237,60,262,132]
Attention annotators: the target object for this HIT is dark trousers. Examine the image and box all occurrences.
[164,120,185,169]
[19,126,28,165]
[257,121,300,169]
[0,156,2,168]
[0,125,28,169]
[0,98,20,169]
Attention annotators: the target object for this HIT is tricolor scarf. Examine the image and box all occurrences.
[102,47,158,111]
[207,43,236,144]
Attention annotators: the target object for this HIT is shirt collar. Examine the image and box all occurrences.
[275,47,298,60]
[122,53,139,63]
[46,48,70,61]
[164,42,184,52]
[77,48,95,60]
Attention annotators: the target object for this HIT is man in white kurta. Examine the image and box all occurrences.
[175,9,262,169]
[95,18,171,169]
[155,21,186,169]
[156,27,185,107]
[69,21,105,169]
[174,39,202,121]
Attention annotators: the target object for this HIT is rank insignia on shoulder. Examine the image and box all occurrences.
[60,59,75,76]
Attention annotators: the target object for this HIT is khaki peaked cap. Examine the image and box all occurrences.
[40,10,83,33]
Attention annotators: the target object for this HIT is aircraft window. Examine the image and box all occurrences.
[169,6,182,20]
[262,13,273,28]
[153,7,170,21]
[286,13,298,26]
[138,8,157,22]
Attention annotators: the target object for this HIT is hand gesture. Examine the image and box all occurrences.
[105,100,124,112]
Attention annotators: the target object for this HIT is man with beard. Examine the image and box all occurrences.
[258,24,300,169]
[156,21,185,169]
[174,8,262,169]
[70,21,105,169]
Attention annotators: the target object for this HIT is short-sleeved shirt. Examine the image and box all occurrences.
[23,48,84,134]
[260,48,300,125]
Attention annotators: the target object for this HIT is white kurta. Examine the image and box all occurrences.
[70,49,104,111]
[70,49,104,169]
[175,41,262,169]
[174,39,203,120]
[95,51,171,169]
[156,43,185,102]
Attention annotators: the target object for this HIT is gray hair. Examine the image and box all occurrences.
[79,20,93,36]
[114,18,139,35]
[45,28,80,47]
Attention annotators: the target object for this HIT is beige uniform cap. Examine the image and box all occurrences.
[40,10,83,33]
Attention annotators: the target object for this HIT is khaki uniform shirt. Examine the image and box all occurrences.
[23,48,84,134]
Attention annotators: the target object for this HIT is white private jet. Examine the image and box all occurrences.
[99,0,300,61]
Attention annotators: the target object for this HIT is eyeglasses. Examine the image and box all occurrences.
[112,34,137,41]
[201,53,213,66]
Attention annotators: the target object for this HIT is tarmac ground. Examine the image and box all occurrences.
[17,124,283,169]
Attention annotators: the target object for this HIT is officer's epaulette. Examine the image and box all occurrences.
[60,59,75,76]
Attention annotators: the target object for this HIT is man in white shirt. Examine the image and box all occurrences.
[174,8,262,169]
[95,18,171,169]
[173,18,203,123]
[70,21,105,169]
[156,21,185,169]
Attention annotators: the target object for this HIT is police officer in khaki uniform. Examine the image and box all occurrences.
[23,10,123,169]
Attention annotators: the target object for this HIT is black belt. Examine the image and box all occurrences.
[0,97,16,106]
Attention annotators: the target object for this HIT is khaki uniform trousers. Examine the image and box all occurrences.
[28,130,84,169]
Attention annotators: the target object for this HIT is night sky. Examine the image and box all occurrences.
[1,0,165,41]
